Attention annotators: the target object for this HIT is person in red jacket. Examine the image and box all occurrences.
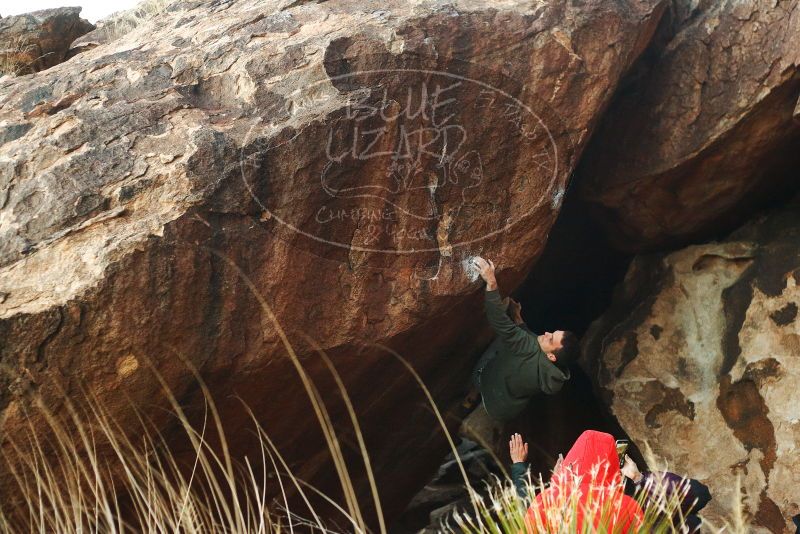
[526,430,643,533]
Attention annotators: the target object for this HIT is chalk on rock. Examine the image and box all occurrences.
[462,256,480,282]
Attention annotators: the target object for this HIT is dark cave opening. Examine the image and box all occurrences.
[512,189,632,337]
[507,188,640,473]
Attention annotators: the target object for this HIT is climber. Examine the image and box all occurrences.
[463,256,578,422]
[525,430,643,532]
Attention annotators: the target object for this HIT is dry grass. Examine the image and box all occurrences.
[0,36,37,77]
[0,248,462,533]
[0,250,754,532]
[441,434,750,533]
[441,470,749,534]
[0,371,752,533]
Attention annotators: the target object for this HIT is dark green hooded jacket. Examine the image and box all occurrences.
[479,289,571,422]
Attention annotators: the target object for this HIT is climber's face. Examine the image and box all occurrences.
[538,330,565,355]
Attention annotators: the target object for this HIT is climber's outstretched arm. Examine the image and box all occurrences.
[473,256,540,355]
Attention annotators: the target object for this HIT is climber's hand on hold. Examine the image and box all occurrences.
[473,256,497,291]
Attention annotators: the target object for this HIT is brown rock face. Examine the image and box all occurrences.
[0,0,664,523]
[0,7,94,74]
[584,199,800,533]
[579,0,800,251]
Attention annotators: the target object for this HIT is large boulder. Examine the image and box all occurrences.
[584,198,800,533]
[0,0,664,523]
[0,7,94,74]
[579,0,800,251]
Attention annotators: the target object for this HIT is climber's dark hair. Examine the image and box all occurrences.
[553,331,579,368]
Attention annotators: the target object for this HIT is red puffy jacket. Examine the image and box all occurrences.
[526,430,643,533]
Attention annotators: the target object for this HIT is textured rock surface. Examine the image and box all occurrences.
[0,8,94,74]
[69,3,165,58]
[0,0,664,522]
[579,0,800,251]
[584,199,800,533]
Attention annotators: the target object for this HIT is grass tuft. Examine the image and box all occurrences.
[0,36,37,77]
[442,450,751,534]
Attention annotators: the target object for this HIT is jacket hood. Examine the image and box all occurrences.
[538,357,571,394]
[528,430,643,532]
[558,430,620,488]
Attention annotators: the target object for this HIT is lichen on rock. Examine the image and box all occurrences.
[584,198,800,533]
